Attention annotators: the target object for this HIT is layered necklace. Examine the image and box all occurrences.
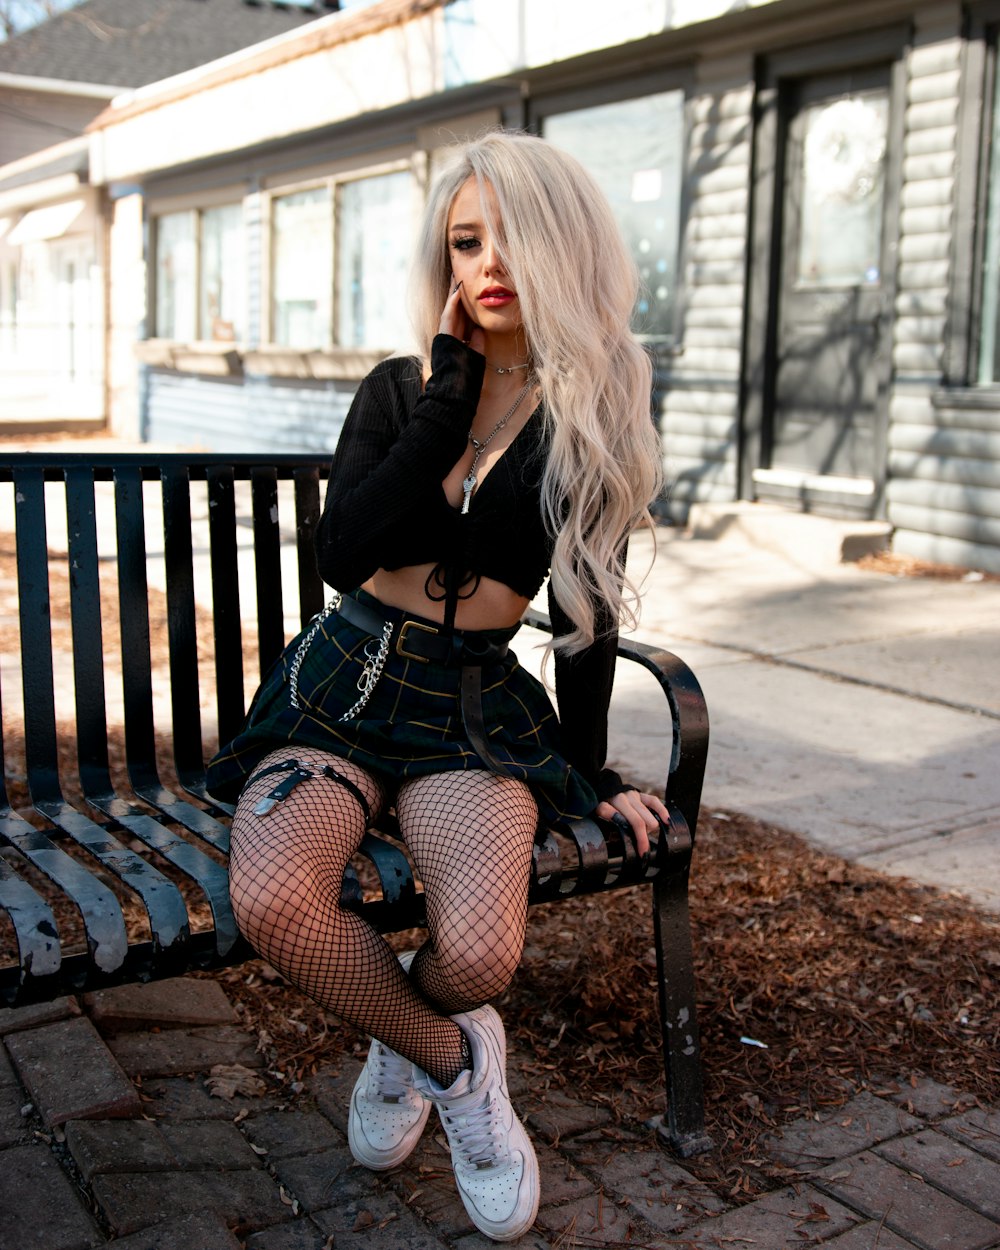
[461,380,533,515]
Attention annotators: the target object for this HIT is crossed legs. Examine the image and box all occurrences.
[228,746,537,1088]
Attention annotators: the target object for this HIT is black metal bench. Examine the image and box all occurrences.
[0,453,711,1156]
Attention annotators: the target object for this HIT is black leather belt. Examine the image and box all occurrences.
[338,592,510,667]
[337,593,516,777]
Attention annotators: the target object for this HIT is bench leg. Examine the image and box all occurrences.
[651,864,713,1157]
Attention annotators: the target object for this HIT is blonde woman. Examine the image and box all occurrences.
[208,130,668,1242]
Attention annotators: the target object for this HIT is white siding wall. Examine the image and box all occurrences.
[887,10,1000,573]
[661,57,752,520]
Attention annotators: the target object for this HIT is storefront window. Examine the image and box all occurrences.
[155,210,197,341]
[797,94,887,289]
[154,205,244,342]
[544,90,684,340]
[337,170,413,349]
[980,62,1000,383]
[272,187,333,348]
[201,204,245,342]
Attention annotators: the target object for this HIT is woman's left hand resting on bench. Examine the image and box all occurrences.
[597,788,670,859]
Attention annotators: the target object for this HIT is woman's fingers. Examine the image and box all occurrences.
[438,280,466,339]
[595,790,667,859]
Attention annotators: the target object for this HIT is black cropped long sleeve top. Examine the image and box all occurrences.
[314,333,624,802]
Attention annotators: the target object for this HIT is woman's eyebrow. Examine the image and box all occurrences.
[448,221,481,233]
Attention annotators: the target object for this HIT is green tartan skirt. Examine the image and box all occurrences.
[205,589,598,826]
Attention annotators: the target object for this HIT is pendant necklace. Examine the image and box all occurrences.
[487,360,530,375]
[461,380,533,515]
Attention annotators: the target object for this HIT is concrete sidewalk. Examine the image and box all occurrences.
[608,508,1000,913]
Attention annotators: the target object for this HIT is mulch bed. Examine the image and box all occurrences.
[2,528,998,1204]
[214,808,1000,1198]
[857,549,1000,582]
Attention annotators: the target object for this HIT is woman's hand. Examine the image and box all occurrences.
[595,788,669,859]
[439,279,485,355]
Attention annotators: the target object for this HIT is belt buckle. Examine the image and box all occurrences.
[396,619,438,662]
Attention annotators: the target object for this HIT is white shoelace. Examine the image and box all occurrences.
[442,1093,505,1170]
[370,1043,413,1103]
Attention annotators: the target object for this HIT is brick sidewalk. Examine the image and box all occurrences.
[0,978,997,1250]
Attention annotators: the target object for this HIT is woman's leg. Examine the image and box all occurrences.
[395,769,538,1017]
[228,745,466,1086]
[396,769,541,1241]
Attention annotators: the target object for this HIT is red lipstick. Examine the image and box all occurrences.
[478,285,516,306]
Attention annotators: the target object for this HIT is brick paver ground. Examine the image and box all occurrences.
[0,977,998,1250]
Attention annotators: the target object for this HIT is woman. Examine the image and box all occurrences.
[207,130,668,1243]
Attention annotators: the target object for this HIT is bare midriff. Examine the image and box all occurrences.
[362,564,530,631]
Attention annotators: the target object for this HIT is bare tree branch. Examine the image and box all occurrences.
[0,0,79,41]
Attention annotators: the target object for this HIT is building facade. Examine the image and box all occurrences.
[0,0,326,431]
[7,0,1000,573]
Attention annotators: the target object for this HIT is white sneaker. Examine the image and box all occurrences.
[413,1005,540,1242]
[348,951,431,1170]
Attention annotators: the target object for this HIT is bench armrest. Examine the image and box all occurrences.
[522,608,709,844]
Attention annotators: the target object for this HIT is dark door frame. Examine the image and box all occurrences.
[741,23,910,518]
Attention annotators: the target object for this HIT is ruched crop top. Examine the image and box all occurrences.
[314,333,625,800]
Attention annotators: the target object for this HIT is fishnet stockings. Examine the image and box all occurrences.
[228,746,537,1089]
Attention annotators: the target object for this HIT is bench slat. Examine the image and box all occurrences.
[0,850,61,992]
[293,467,325,631]
[206,465,246,748]
[64,468,114,788]
[160,466,206,792]
[13,469,61,799]
[250,467,286,683]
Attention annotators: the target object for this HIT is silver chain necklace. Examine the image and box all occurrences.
[461,380,532,515]
[487,360,530,374]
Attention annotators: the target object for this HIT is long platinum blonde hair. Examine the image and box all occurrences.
[411,130,663,653]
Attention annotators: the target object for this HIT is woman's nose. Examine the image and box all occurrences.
[482,239,505,276]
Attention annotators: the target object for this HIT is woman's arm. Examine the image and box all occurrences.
[549,562,668,854]
[315,335,485,590]
[548,583,621,797]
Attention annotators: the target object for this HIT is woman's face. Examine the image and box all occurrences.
[446,176,522,336]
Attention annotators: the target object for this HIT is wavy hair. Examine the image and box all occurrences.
[411,130,663,653]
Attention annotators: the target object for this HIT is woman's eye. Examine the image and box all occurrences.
[451,236,479,252]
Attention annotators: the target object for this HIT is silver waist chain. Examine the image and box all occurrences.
[288,594,394,721]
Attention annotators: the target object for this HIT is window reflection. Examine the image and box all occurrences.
[980,61,1000,383]
[155,211,197,341]
[544,90,684,339]
[272,187,333,348]
[337,171,413,349]
[796,94,887,288]
[201,204,245,342]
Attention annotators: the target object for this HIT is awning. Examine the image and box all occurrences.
[7,199,86,246]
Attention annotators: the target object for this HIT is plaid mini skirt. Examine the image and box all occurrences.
[205,589,598,826]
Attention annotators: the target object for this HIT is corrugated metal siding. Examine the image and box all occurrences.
[886,14,1000,574]
[661,61,752,521]
[145,369,354,455]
